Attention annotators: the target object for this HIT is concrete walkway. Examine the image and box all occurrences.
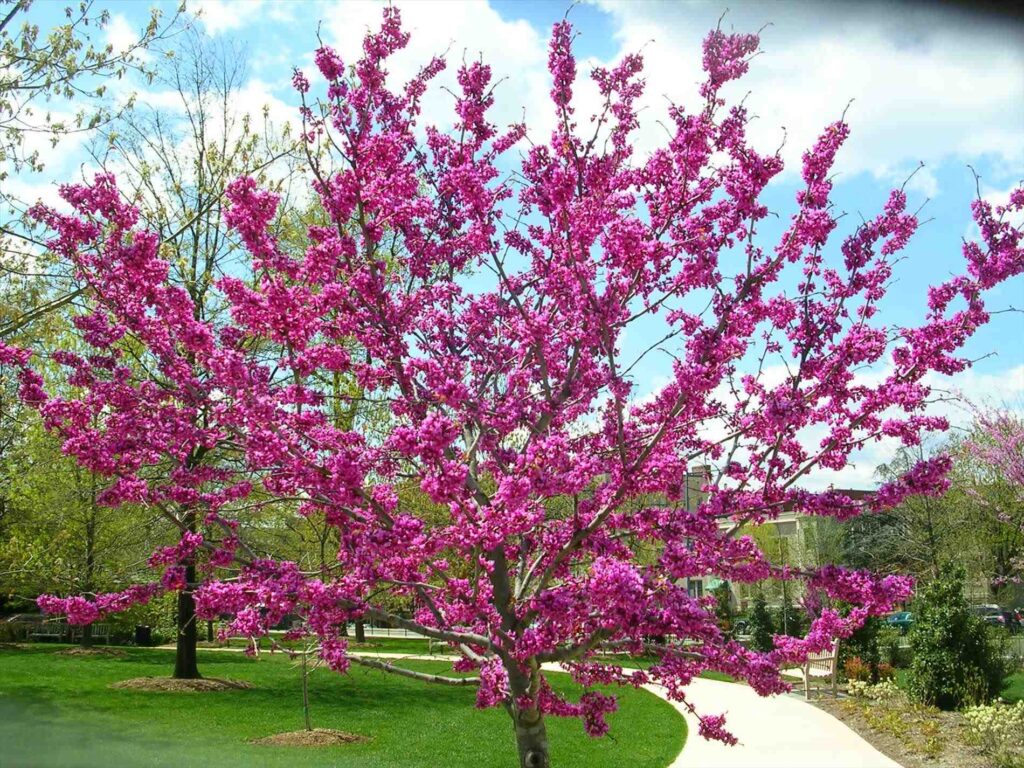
[153,645,901,767]
[653,676,901,768]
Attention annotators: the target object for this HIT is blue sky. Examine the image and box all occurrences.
[18,0,1024,487]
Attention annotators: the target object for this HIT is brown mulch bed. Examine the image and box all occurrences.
[250,729,368,747]
[110,677,253,692]
[813,694,992,768]
[56,647,127,658]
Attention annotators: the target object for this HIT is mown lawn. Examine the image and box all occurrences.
[0,646,684,768]
[202,634,440,657]
[1002,670,1024,703]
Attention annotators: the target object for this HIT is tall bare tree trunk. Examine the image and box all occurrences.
[354,620,366,644]
[173,560,201,679]
[174,504,200,679]
[301,649,313,731]
[82,471,97,649]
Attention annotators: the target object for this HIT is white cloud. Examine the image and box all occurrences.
[104,13,142,59]
[592,0,1024,183]
[191,0,272,35]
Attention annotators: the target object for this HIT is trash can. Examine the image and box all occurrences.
[134,625,152,646]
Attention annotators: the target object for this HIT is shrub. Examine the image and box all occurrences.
[963,700,1024,768]
[748,593,774,652]
[876,662,896,681]
[849,679,901,701]
[841,615,882,681]
[845,655,872,682]
[711,583,734,638]
[907,566,1006,710]
[878,625,907,668]
[772,593,806,638]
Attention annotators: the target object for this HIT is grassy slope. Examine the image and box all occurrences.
[0,647,684,768]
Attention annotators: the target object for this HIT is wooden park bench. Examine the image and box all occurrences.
[27,619,111,644]
[28,618,67,642]
[783,639,839,699]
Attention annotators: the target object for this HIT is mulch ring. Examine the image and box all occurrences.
[110,677,253,692]
[250,729,369,747]
[57,647,127,658]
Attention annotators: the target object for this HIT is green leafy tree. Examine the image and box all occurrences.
[711,582,734,638]
[908,565,1005,710]
[747,592,774,653]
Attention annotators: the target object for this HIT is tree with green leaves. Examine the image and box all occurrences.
[908,565,1005,710]
[747,592,774,653]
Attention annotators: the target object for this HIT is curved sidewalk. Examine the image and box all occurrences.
[653,676,901,768]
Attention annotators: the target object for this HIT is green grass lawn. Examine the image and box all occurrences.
[204,634,439,657]
[1001,670,1024,704]
[0,646,684,768]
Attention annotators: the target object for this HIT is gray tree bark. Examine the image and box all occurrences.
[513,707,550,768]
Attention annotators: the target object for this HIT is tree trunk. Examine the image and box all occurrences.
[354,620,366,644]
[301,650,313,731]
[207,620,214,643]
[513,708,550,768]
[80,622,94,649]
[173,562,201,679]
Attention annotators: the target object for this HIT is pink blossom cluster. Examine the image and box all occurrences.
[37,583,161,625]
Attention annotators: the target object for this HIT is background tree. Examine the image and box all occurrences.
[747,592,775,653]
[908,565,1005,710]
[1,0,185,340]
[843,443,964,580]
[0,419,158,644]
[1,1,182,618]
[960,410,1024,599]
[81,25,300,679]
[10,9,1024,767]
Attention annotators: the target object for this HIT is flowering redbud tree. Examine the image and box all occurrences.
[5,9,1024,767]
[966,410,1024,587]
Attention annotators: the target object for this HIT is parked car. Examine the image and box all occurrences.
[1000,610,1021,634]
[970,604,1007,629]
[885,611,914,635]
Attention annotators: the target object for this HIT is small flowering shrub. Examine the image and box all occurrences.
[845,655,872,682]
[847,679,870,697]
[963,700,1024,768]
[849,678,901,700]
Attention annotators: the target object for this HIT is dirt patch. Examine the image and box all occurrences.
[57,647,127,658]
[110,677,253,692]
[814,695,990,768]
[250,729,368,747]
